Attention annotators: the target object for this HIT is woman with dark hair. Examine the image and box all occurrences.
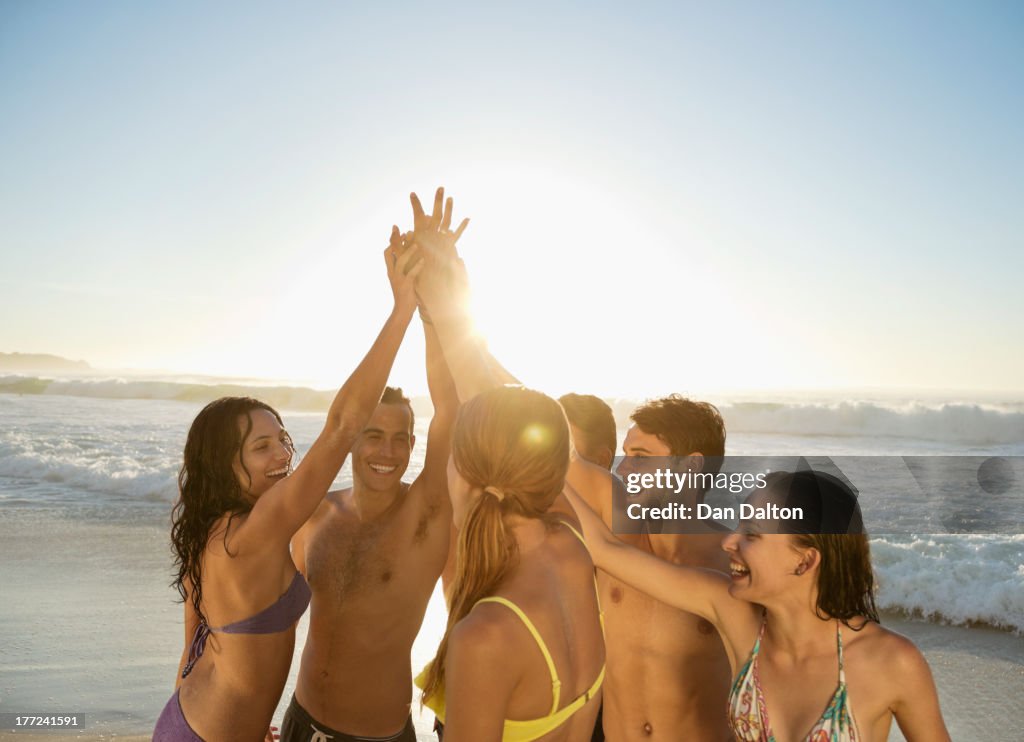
[416,386,605,741]
[564,470,951,742]
[153,242,423,741]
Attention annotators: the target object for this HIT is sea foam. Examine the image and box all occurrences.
[873,535,1024,633]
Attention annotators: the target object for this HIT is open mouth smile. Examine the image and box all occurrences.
[369,463,398,475]
[729,561,750,579]
[266,466,291,478]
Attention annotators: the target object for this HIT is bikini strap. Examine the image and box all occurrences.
[475,596,562,714]
[562,522,586,544]
[752,610,768,655]
[559,521,606,635]
[181,621,211,679]
[836,620,846,683]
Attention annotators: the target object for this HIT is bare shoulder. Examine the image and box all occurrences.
[450,601,527,668]
[549,519,594,564]
[205,510,250,558]
[848,620,932,683]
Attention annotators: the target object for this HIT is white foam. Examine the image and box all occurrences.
[873,535,1024,632]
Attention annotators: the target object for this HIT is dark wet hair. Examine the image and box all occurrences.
[631,395,725,472]
[170,396,289,625]
[559,393,616,465]
[762,470,879,628]
[380,385,414,434]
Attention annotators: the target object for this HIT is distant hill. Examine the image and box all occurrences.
[0,352,91,373]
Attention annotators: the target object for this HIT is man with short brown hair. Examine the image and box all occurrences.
[569,394,732,741]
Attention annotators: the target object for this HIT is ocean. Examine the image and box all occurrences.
[1,378,1022,741]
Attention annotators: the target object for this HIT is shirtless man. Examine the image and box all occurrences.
[282,195,462,742]
[568,395,733,741]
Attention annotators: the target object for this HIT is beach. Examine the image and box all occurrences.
[1,390,1022,741]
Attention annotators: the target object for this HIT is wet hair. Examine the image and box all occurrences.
[380,385,414,434]
[170,396,290,626]
[558,393,616,468]
[762,470,879,628]
[420,386,570,705]
[630,395,725,473]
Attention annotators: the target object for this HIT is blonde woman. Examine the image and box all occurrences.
[416,386,604,741]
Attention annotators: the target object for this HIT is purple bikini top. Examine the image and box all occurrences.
[181,570,311,678]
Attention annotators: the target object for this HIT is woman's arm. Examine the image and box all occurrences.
[240,244,423,549]
[889,637,951,741]
[563,483,735,625]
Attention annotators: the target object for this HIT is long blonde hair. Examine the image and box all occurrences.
[421,386,570,704]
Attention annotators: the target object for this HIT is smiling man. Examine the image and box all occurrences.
[568,394,733,741]
[284,318,459,742]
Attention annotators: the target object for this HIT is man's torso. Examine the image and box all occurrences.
[296,482,448,734]
[599,531,733,741]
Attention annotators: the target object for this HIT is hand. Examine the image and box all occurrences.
[385,233,423,315]
[409,187,469,263]
[264,725,280,742]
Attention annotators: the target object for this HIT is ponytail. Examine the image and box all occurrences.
[421,489,518,703]
[420,386,570,704]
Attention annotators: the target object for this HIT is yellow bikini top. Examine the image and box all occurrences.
[416,525,605,741]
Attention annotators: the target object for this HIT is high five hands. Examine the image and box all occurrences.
[388,187,471,320]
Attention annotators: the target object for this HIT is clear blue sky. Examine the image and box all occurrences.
[1,1,1021,395]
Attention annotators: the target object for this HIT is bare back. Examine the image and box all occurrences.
[293,478,449,734]
[442,522,605,741]
[178,516,304,742]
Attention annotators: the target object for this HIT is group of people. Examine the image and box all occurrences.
[154,189,950,741]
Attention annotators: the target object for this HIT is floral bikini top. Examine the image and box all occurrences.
[728,614,861,742]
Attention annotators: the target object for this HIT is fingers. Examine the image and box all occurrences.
[395,243,422,275]
[430,187,444,229]
[406,256,426,278]
[389,225,403,251]
[441,196,453,230]
[410,192,426,223]
[453,218,470,242]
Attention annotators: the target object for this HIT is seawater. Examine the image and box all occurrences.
[1,391,1022,628]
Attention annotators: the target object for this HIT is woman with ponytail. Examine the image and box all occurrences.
[153,241,423,741]
[416,386,604,741]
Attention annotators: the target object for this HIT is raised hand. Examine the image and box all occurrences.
[407,188,471,318]
[385,237,423,315]
[409,187,469,262]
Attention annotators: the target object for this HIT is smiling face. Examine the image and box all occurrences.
[616,423,671,473]
[721,488,817,604]
[233,408,294,500]
[352,403,414,493]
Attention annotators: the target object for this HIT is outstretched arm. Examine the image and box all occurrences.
[562,483,742,628]
[241,243,423,551]
[419,317,459,509]
[410,188,517,403]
